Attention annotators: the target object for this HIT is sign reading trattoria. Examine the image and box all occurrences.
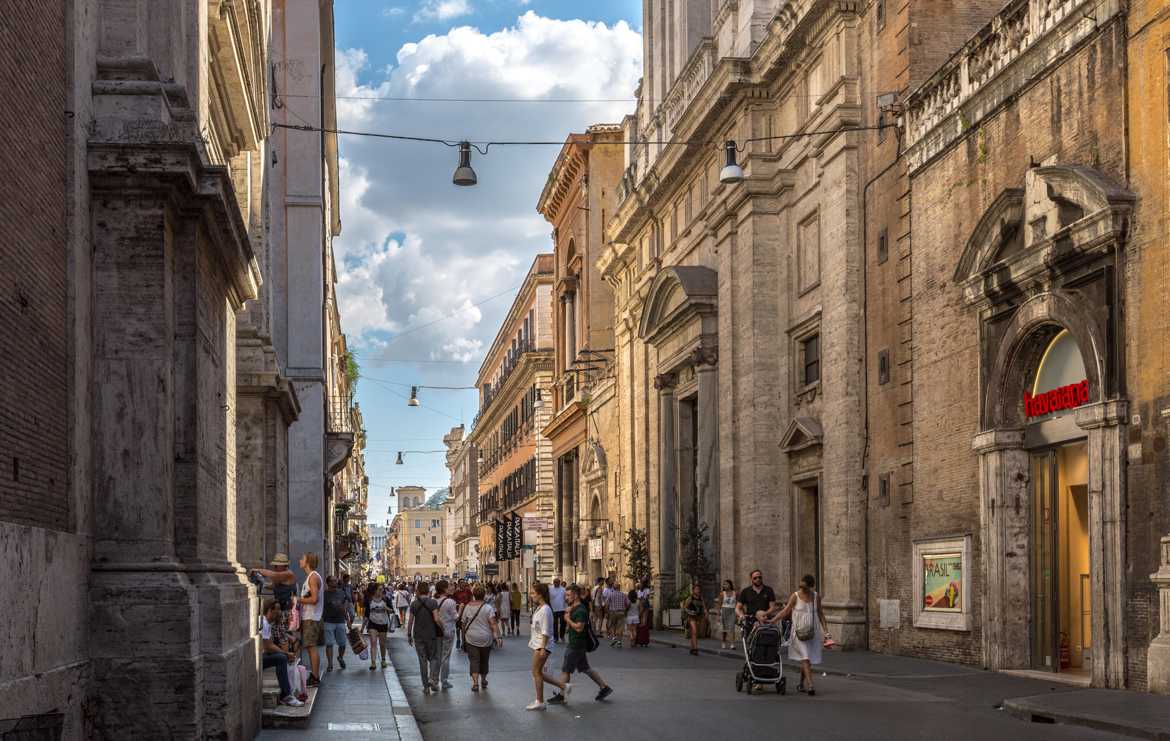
[1024,379,1089,418]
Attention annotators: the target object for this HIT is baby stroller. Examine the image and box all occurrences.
[735,618,786,695]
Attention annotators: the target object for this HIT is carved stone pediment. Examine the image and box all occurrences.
[780,417,823,453]
[639,265,718,345]
[956,165,1135,308]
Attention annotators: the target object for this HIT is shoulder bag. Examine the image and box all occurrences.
[460,603,487,653]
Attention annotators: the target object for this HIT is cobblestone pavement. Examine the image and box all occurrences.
[383,622,1127,741]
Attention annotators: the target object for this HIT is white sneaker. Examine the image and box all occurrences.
[280,695,304,707]
[525,700,546,711]
[562,683,573,703]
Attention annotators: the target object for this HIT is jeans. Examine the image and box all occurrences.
[510,611,520,633]
[414,638,440,688]
[438,636,455,683]
[553,611,566,642]
[262,651,292,698]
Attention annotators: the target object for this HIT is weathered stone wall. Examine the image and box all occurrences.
[900,20,1127,666]
[862,0,1004,657]
[0,1,92,733]
[1128,0,1170,694]
[0,0,70,531]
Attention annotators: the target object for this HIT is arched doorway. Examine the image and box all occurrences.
[1024,329,1091,677]
[961,166,1134,688]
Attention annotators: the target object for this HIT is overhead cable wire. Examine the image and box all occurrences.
[280,90,888,104]
[272,122,894,153]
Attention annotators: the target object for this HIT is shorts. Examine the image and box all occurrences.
[324,621,347,648]
[607,613,625,634]
[562,647,591,674]
[368,621,390,633]
[301,619,323,647]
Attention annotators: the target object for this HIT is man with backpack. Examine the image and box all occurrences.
[547,584,613,705]
[405,582,443,694]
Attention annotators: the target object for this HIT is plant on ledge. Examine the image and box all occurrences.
[621,527,653,586]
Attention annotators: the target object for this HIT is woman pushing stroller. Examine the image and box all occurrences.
[761,574,831,695]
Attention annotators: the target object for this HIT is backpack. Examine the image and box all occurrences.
[411,598,444,638]
[584,619,601,653]
[794,593,816,641]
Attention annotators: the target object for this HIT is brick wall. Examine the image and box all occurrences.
[901,22,1127,665]
[0,1,70,531]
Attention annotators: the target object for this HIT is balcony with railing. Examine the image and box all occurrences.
[326,395,357,475]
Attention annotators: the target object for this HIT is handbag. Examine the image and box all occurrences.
[794,593,816,641]
[460,603,486,653]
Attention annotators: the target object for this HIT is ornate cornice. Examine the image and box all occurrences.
[904,0,1122,173]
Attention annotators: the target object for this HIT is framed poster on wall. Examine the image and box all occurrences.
[912,535,972,631]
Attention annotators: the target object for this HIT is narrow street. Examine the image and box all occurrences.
[381,623,1124,741]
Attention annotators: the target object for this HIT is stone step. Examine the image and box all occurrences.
[260,673,317,729]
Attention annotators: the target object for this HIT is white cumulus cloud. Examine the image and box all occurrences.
[333,12,642,372]
[414,0,474,22]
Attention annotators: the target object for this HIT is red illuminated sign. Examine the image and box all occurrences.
[1024,380,1089,418]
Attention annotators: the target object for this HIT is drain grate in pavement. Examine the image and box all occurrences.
[326,722,382,731]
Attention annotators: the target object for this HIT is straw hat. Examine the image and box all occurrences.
[270,553,290,566]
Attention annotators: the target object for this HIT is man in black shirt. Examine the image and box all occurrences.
[736,569,777,622]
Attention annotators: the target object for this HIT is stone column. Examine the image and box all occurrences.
[1148,535,1170,693]
[973,429,1031,671]
[655,373,677,601]
[1076,400,1128,688]
[693,347,720,592]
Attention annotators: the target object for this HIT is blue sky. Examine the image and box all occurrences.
[332,0,643,525]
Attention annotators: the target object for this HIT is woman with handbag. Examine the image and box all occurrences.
[681,584,706,655]
[459,585,501,692]
[770,574,830,695]
[363,583,393,670]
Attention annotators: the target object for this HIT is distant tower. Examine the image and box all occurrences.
[397,485,427,512]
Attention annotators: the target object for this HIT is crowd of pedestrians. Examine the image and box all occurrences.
[249,551,831,710]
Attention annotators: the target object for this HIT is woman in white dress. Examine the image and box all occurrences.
[770,574,830,695]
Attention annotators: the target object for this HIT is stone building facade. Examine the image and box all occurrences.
[445,425,481,579]
[0,0,292,736]
[467,256,557,588]
[537,126,624,584]
[392,487,448,581]
[601,0,874,643]
[1129,0,1170,694]
[268,0,354,584]
[876,0,1170,692]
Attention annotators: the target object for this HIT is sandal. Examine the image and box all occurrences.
[471,684,480,692]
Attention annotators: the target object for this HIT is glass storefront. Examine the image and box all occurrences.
[1027,329,1091,676]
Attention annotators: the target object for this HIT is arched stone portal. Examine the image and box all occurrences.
[639,266,719,599]
[964,165,1133,688]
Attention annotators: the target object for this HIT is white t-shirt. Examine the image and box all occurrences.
[626,603,641,625]
[462,602,497,648]
[549,586,566,612]
[261,616,273,641]
[436,596,459,636]
[529,604,554,651]
[396,589,411,608]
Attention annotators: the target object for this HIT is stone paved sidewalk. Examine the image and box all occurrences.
[259,646,421,741]
[651,627,1170,739]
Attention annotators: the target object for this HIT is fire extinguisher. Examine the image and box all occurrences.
[1059,632,1071,670]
